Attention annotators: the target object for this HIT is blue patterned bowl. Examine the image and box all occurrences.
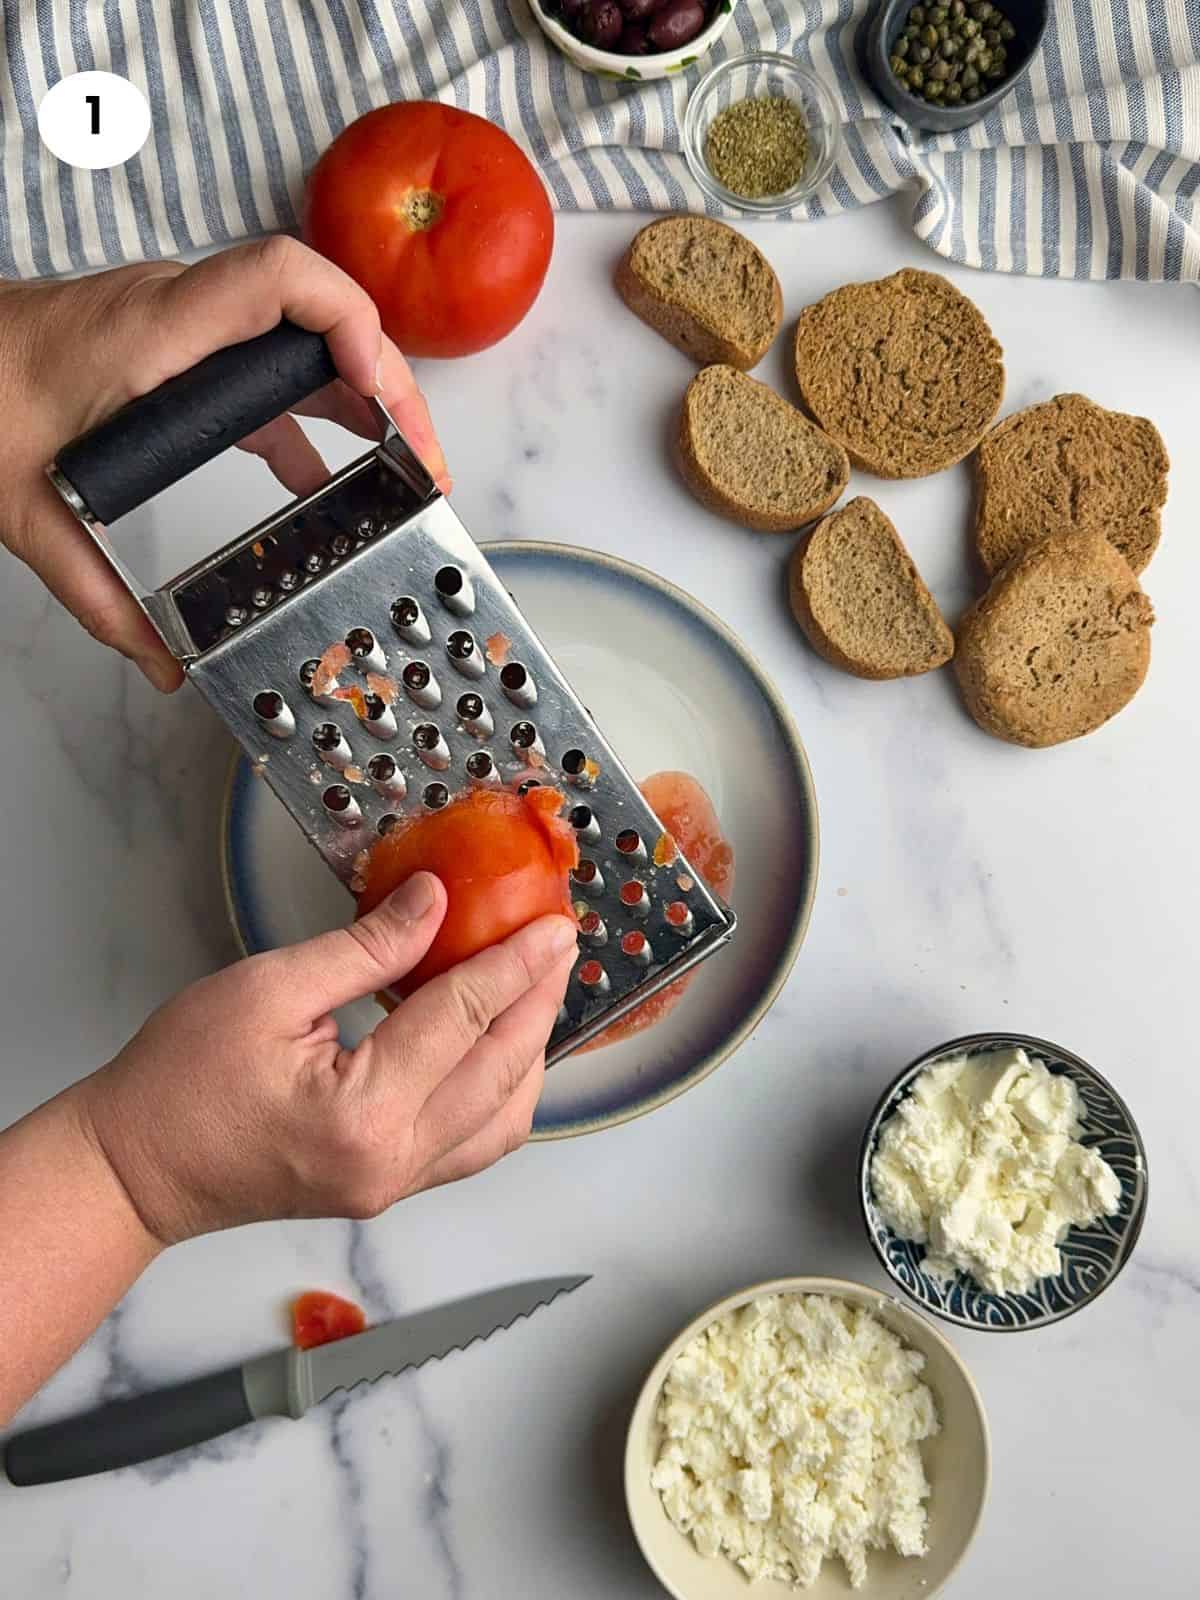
[859,1033,1148,1332]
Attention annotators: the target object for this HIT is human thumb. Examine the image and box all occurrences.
[278,872,446,1015]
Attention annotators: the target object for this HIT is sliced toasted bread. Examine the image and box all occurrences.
[788,497,954,679]
[975,392,1169,576]
[954,530,1154,747]
[678,365,850,533]
[793,268,1005,478]
[616,216,782,371]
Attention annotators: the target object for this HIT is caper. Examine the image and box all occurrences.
[890,52,907,74]
[951,0,966,14]
[999,17,1015,39]
[993,47,1007,67]
[965,82,981,100]
[961,63,979,86]
[925,79,945,98]
[983,26,1001,43]
[907,64,925,88]
[977,47,992,68]
[986,60,1005,77]
[971,0,992,17]
[894,34,910,56]
[927,57,948,79]
[940,35,959,57]
[944,80,963,102]
[909,4,926,21]
[963,16,981,35]
[929,4,948,21]
[922,24,938,45]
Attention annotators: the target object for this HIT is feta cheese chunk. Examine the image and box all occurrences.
[871,1047,1123,1295]
[651,1295,938,1590]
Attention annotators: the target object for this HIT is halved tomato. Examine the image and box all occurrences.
[292,1291,367,1351]
[356,785,578,998]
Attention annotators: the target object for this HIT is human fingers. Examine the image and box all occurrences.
[266,873,446,1023]
[413,948,572,1160]
[368,914,576,1102]
[238,412,330,499]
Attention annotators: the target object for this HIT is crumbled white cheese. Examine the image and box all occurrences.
[871,1046,1122,1295]
[650,1294,938,1590]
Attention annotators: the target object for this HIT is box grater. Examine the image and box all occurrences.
[47,321,736,1062]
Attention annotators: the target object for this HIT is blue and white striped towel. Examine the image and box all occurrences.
[2,1,1198,281]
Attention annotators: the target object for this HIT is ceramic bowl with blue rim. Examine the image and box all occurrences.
[223,541,818,1142]
[859,1032,1148,1332]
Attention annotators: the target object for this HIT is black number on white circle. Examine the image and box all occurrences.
[85,93,100,135]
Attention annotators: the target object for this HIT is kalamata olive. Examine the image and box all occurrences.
[647,0,706,50]
[578,0,623,48]
[619,22,653,51]
[558,0,588,17]
[617,0,662,18]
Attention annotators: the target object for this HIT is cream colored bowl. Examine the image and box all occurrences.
[625,1277,990,1600]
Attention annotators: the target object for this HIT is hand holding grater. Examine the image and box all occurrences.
[47,322,736,1062]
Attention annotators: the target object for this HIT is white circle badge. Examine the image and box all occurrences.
[37,71,151,170]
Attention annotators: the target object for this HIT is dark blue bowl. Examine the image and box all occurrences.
[865,0,1048,132]
[859,1032,1148,1331]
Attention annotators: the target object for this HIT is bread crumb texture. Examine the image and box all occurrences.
[789,497,954,678]
[975,392,1169,576]
[954,529,1154,747]
[793,268,1005,478]
[679,364,849,532]
[617,216,782,370]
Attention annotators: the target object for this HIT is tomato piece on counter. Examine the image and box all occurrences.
[357,785,579,1000]
[580,771,734,1052]
[292,1291,367,1351]
[303,102,554,359]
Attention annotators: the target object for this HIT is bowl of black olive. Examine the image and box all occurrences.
[866,0,1047,130]
[530,0,738,80]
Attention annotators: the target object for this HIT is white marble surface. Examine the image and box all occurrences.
[1,202,1198,1597]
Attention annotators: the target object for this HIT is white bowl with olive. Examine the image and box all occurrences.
[866,0,1048,131]
[529,0,738,81]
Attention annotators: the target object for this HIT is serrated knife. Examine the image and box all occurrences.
[2,1275,589,1487]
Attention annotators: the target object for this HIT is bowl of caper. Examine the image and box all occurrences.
[865,0,1047,130]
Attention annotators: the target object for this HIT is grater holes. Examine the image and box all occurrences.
[278,569,301,593]
[620,929,652,966]
[571,859,604,897]
[367,752,406,799]
[619,880,650,918]
[356,516,376,540]
[304,550,325,575]
[345,627,386,674]
[322,784,361,826]
[510,721,545,761]
[225,604,249,629]
[465,749,499,787]
[456,692,494,739]
[412,723,451,770]
[500,661,537,708]
[422,782,450,810]
[665,901,694,936]
[577,909,607,946]
[577,959,610,995]
[616,828,647,864]
[377,813,401,836]
[329,532,353,561]
[434,565,474,616]
[250,585,273,610]
[561,749,586,776]
[360,693,397,740]
[390,596,431,646]
[568,804,601,844]
[252,690,295,739]
[402,659,442,710]
[517,779,542,797]
[446,630,485,679]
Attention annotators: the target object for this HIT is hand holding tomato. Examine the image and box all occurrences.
[80,874,577,1244]
[304,103,554,359]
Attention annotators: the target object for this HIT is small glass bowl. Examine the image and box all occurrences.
[683,52,841,214]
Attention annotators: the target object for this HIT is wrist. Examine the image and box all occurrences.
[68,1071,172,1260]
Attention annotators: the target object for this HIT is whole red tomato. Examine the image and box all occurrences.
[303,102,554,359]
[356,785,578,999]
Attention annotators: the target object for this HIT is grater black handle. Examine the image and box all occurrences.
[54,320,337,526]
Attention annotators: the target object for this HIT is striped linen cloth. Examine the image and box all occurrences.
[2,1,1198,281]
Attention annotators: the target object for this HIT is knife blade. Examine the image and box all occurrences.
[3,1275,589,1487]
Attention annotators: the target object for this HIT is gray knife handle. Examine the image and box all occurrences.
[2,1364,254,1486]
